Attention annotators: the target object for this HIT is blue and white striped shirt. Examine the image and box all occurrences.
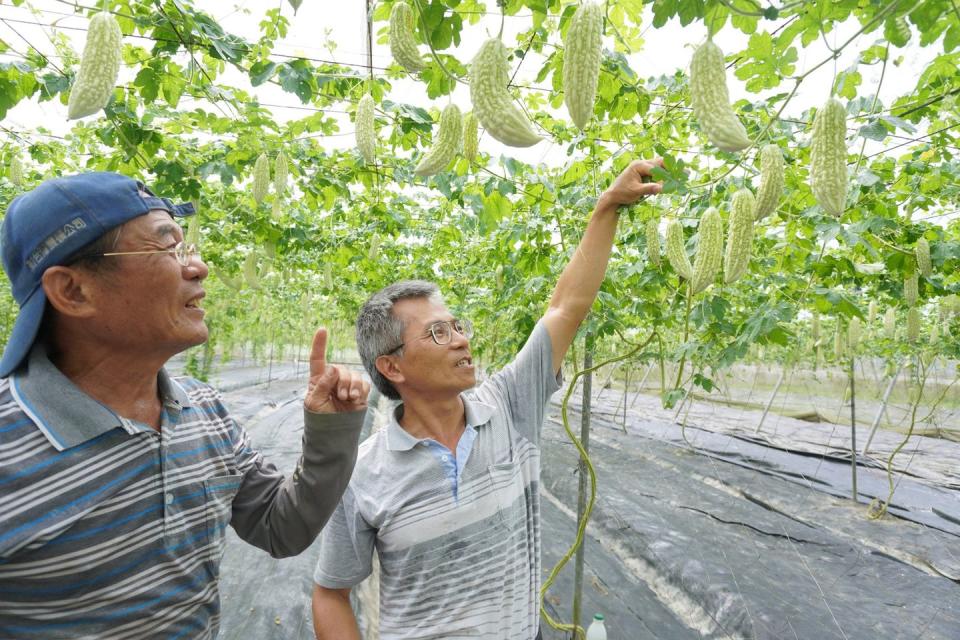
[0,342,362,639]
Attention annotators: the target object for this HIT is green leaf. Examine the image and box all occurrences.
[249,60,277,87]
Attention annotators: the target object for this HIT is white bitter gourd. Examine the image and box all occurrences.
[810,97,848,217]
[665,219,693,281]
[691,207,723,295]
[414,104,462,176]
[462,111,478,162]
[646,217,661,267]
[390,1,425,73]
[724,189,755,284]
[252,153,270,204]
[563,1,603,130]
[469,38,542,147]
[689,40,751,152]
[753,144,784,220]
[915,237,932,278]
[68,12,123,120]
[356,94,377,163]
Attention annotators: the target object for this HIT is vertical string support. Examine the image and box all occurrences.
[572,332,594,638]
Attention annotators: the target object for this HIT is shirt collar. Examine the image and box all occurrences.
[10,341,193,452]
[385,393,495,452]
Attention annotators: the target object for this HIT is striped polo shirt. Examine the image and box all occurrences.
[0,342,362,639]
[314,321,561,639]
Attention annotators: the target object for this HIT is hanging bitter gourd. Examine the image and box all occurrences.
[753,144,784,220]
[665,219,693,281]
[904,272,918,307]
[243,252,261,290]
[562,1,603,130]
[691,207,723,295]
[251,153,271,204]
[915,237,932,278]
[646,217,661,267]
[810,97,848,217]
[906,307,920,342]
[462,112,478,162]
[274,151,289,196]
[356,94,377,163]
[848,317,862,350]
[390,1,425,73]
[689,40,751,152]
[884,308,896,339]
[8,153,23,186]
[724,189,755,284]
[414,104,462,177]
[68,12,123,119]
[469,38,542,147]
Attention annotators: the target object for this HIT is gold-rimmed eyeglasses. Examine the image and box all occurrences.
[98,241,201,267]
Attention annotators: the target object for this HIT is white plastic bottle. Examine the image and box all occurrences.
[585,613,607,640]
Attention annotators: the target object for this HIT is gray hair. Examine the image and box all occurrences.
[356,280,443,400]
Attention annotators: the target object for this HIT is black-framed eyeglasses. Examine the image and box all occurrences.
[98,241,201,267]
[382,318,474,356]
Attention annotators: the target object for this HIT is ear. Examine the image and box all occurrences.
[41,266,99,319]
[375,354,405,388]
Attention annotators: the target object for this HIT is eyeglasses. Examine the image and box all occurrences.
[383,318,474,356]
[98,241,201,267]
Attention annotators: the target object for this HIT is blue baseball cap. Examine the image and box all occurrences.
[0,172,195,377]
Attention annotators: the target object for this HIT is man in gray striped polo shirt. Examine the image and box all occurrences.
[0,173,368,638]
[312,159,664,639]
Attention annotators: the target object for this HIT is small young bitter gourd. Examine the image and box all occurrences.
[906,307,920,343]
[848,317,862,350]
[243,252,261,290]
[868,300,877,326]
[812,312,821,342]
[8,153,23,186]
[665,219,693,281]
[274,151,289,196]
[462,112,478,162]
[563,1,603,131]
[915,237,932,278]
[287,0,303,14]
[689,40,751,152]
[884,308,896,339]
[68,12,123,120]
[415,104,462,177]
[252,153,271,204]
[724,189,755,284]
[646,218,661,267]
[390,1,425,73]
[833,324,844,359]
[904,272,918,307]
[691,207,723,295]
[810,97,848,217]
[469,38,542,147]
[356,94,377,164]
[753,144,784,220]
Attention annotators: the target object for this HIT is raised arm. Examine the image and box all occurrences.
[542,158,664,373]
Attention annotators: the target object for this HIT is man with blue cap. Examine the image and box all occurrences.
[0,173,368,639]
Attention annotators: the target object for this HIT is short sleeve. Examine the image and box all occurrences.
[313,486,376,589]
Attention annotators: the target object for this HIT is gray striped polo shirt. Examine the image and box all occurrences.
[314,321,561,639]
[0,342,362,639]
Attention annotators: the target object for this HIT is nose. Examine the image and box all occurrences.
[184,254,209,281]
[450,326,470,348]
